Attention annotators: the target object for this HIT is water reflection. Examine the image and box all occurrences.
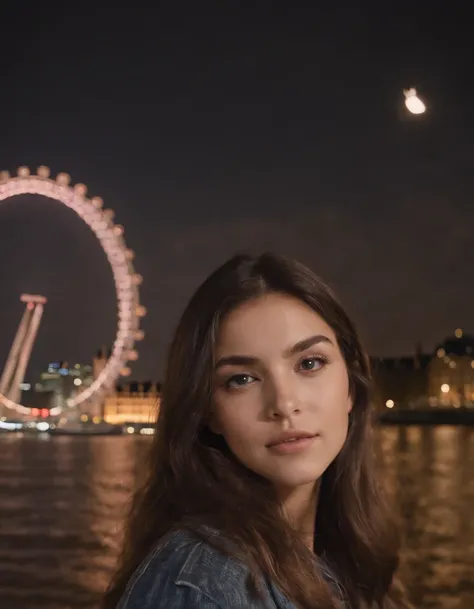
[0,427,472,609]
[378,426,474,609]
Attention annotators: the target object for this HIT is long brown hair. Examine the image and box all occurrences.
[103,253,408,609]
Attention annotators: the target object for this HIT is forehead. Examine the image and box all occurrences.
[215,293,336,355]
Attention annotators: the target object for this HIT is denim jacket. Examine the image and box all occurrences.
[117,528,345,608]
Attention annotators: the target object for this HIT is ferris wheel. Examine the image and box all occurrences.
[0,166,146,416]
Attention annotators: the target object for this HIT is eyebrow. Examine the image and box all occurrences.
[214,334,333,370]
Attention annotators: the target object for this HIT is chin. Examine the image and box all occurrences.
[269,465,326,489]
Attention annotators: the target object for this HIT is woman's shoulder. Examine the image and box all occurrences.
[117,528,283,609]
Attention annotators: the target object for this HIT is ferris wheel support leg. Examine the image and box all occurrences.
[0,306,33,397]
[9,304,44,405]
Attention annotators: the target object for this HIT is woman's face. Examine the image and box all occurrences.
[211,293,352,491]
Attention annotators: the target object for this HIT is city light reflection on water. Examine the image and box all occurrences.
[378,425,474,608]
[0,427,473,609]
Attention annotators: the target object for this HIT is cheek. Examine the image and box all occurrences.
[315,377,351,429]
[213,397,253,440]
[213,400,262,460]
[329,397,351,447]
[225,416,256,449]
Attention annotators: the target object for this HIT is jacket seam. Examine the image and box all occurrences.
[174,540,205,579]
[174,579,224,608]
[119,530,180,606]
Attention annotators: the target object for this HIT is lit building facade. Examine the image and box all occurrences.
[103,381,161,425]
[22,360,94,412]
[428,331,474,407]
[372,330,474,412]
[371,350,430,411]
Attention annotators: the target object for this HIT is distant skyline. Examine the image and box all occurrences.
[16,326,471,386]
[1,4,473,381]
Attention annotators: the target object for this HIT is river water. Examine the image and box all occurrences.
[0,426,472,609]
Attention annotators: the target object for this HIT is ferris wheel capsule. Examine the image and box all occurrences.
[17,166,30,177]
[136,305,147,317]
[0,171,10,183]
[56,173,71,186]
[37,166,51,179]
[74,183,88,196]
[91,196,103,209]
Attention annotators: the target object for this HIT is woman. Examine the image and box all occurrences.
[103,253,409,609]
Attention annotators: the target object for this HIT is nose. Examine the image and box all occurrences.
[265,378,301,419]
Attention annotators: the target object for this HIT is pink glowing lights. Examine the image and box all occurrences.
[0,166,145,415]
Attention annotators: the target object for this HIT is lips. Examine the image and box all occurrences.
[266,430,317,447]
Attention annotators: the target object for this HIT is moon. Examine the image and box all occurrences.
[403,88,426,115]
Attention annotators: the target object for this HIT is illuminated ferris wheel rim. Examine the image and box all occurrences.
[0,165,146,416]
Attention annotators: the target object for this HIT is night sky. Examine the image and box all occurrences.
[1,3,473,383]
